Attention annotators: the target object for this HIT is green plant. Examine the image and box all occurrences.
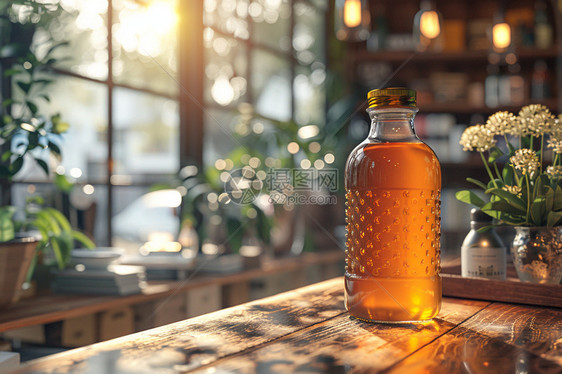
[0,1,95,275]
[0,200,94,271]
[1,0,68,179]
[456,104,562,227]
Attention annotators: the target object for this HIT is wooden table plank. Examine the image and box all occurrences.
[384,302,562,373]
[186,298,490,373]
[10,276,562,374]
[11,278,347,373]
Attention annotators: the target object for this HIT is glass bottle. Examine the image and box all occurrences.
[461,209,506,280]
[344,87,442,323]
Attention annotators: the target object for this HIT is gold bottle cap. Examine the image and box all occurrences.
[367,87,417,109]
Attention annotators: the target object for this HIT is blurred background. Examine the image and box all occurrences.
[2,0,560,257]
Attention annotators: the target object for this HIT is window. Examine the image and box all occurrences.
[10,0,328,252]
[202,0,328,166]
[12,0,180,250]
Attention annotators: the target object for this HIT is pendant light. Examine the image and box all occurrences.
[492,2,511,52]
[413,0,442,49]
[335,0,370,42]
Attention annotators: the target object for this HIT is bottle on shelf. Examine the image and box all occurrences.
[485,63,500,108]
[534,0,553,49]
[531,60,551,100]
[461,209,506,280]
[344,87,441,323]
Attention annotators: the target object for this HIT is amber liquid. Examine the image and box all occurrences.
[345,142,441,322]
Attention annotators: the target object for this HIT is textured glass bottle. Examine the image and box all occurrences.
[344,88,442,323]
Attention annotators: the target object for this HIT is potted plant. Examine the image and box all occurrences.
[456,104,562,284]
[0,1,94,307]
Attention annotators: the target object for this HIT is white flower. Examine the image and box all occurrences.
[546,165,562,178]
[459,124,496,152]
[510,149,540,175]
[486,111,518,136]
[547,115,562,153]
[517,104,555,136]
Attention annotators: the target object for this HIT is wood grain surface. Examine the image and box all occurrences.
[10,277,562,374]
[11,278,347,373]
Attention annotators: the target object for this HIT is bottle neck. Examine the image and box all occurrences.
[471,221,491,230]
[367,107,419,142]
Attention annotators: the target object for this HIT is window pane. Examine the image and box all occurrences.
[112,185,180,253]
[203,108,240,167]
[112,0,179,96]
[203,0,250,40]
[13,76,108,183]
[294,66,326,126]
[251,0,291,52]
[49,1,108,80]
[252,50,291,121]
[113,88,179,179]
[204,33,248,107]
[293,2,325,65]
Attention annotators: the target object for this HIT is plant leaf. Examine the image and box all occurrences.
[26,100,38,115]
[55,173,74,193]
[16,81,31,94]
[505,139,516,154]
[530,198,546,226]
[456,190,486,208]
[545,187,554,213]
[35,158,49,175]
[466,178,487,190]
[547,211,562,227]
[489,200,526,217]
[502,165,514,186]
[0,207,15,242]
[1,151,12,162]
[485,188,526,211]
[50,236,65,269]
[72,231,95,249]
[554,187,562,211]
[488,146,504,163]
[44,207,72,233]
[10,156,24,175]
[47,141,61,156]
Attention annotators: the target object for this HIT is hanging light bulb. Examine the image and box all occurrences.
[492,22,511,50]
[343,0,362,28]
[335,0,370,41]
[419,10,440,39]
[413,0,442,49]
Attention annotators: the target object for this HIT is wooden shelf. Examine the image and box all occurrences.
[0,250,344,333]
[351,47,559,64]
[419,98,560,114]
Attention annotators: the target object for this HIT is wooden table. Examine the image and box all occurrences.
[10,277,562,373]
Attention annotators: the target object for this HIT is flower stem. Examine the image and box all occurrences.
[525,175,531,224]
[493,162,502,182]
[503,135,511,153]
[480,152,497,188]
[540,134,544,174]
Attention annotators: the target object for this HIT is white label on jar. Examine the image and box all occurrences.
[461,246,506,280]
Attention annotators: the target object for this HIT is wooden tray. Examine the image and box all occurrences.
[441,261,562,308]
